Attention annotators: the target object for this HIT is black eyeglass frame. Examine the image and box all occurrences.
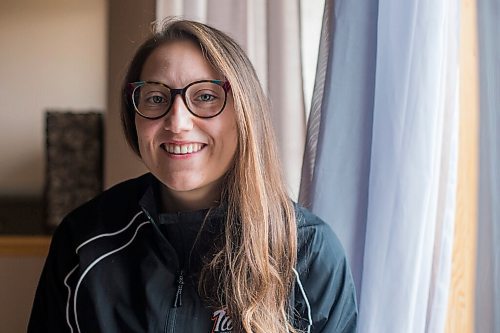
[128,79,231,120]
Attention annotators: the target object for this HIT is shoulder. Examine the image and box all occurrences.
[54,173,154,245]
[294,203,347,273]
[292,203,358,332]
[73,173,153,213]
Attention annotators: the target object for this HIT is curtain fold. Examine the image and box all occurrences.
[476,0,500,331]
[156,0,306,199]
[300,0,460,331]
[299,0,378,297]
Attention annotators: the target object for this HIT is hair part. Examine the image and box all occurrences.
[121,18,298,333]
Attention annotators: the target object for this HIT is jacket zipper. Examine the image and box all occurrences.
[173,270,184,308]
[165,270,185,333]
[142,208,185,308]
[142,208,184,333]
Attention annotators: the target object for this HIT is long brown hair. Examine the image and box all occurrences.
[121,18,298,333]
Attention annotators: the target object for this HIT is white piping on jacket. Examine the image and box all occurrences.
[64,264,79,333]
[74,220,150,332]
[76,211,144,253]
[293,268,312,333]
[63,211,150,333]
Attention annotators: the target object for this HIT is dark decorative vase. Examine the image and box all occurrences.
[44,111,103,230]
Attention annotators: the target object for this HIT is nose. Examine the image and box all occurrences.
[162,95,194,133]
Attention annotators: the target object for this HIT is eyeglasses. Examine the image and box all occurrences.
[129,80,231,119]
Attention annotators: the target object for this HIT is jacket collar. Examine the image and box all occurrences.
[138,174,227,225]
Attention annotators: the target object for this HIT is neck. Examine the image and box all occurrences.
[160,183,222,213]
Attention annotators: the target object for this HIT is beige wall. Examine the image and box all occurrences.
[0,0,107,196]
[0,0,106,331]
[0,256,45,332]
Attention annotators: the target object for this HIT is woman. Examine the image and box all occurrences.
[29,18,357,333]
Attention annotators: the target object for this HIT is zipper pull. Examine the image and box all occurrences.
[173,270,184,308]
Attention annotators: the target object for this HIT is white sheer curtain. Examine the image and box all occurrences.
[156,0,306,199]
[476,0,500,331]
[300,0,460,331]
[362,0,459,331]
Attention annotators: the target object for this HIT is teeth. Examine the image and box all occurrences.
[164,143,203,155]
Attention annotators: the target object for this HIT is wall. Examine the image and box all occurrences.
[0,0,106,331]
[0,256,45,332]
[0,0,107,197]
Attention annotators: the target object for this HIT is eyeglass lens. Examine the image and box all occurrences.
[132,81,226,119]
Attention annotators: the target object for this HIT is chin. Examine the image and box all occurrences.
[159,175,205,193]
[166,184,201,193]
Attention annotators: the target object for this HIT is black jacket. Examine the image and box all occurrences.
[28,174,357,332]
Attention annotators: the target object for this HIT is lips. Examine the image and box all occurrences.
[162,142,205,155]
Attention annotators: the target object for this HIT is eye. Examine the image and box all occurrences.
[196,93,217,102]
[148,95,166,104]
[186,82,225,112]
[192,89,220,103]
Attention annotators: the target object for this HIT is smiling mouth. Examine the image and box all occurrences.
[162,143,206,155]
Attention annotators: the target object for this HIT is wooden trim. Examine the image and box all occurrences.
[445,0,479,331]
[0,236,51,256]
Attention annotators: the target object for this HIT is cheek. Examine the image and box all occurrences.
[220,113,238,156]
[135,118,155,144]
[228,124,238,156]
[135,122,146,151]
[134,119,159,159]
[221,126,238,172]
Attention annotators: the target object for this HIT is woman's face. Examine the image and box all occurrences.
[135,40,238,210]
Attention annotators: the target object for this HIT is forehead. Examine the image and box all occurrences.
[140,40,221,86]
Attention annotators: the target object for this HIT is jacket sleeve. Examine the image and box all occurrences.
[28,220,78,333]
[296,221,358,333]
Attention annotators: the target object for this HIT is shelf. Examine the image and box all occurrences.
[0,236,51,256]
